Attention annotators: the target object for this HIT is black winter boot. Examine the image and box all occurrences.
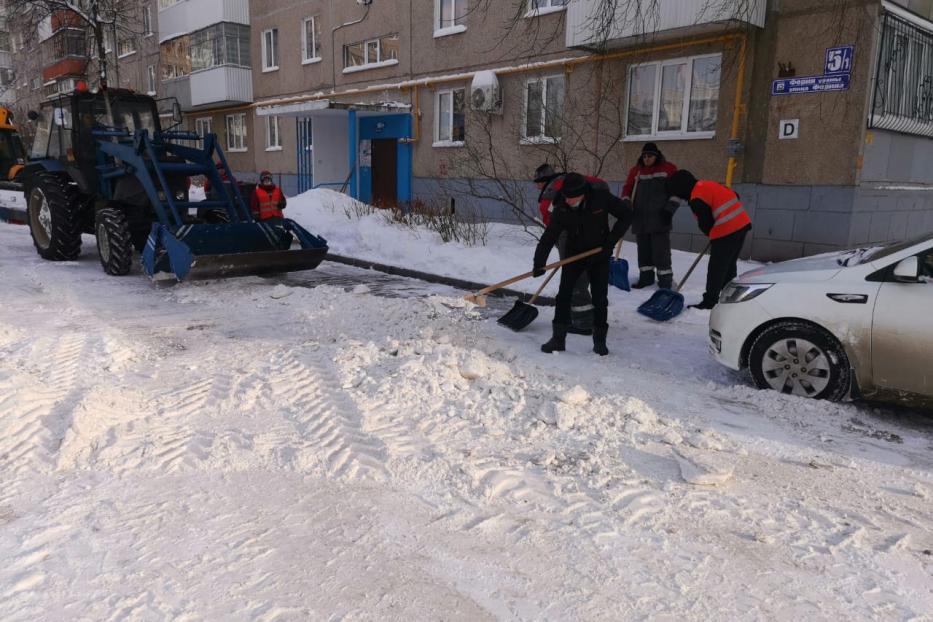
[657,271,674,290]
[541,323,569,353]
[592,326,609,356]
[632,269,655,289]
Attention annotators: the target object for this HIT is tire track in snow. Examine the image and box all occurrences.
[267,350,388,481]
[0,333,87,480]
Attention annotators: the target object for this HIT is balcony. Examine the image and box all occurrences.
[166,65,252,111]
[158,0,249,40]
[566,0,766,49]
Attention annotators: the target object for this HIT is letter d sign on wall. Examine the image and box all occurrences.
[779,119,799,140]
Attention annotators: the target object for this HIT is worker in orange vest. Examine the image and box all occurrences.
[250,170,287,221]
[666,170,752,310]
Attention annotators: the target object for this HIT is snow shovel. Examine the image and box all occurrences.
[637,241,711,322]
[608,239,630,291]
[464,247,603,307]
[497,266,559,331]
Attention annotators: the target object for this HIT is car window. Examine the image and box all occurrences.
[862,233,933,264]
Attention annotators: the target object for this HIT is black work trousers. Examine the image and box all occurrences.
[557,232,594,328]
[636,232,673,275]
[554,258,609,329]
[704,228,749,306]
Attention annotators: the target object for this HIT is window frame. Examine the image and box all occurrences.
[225,113,247,152]
[342,34,400,74]
[435,0,468,38]
[623,52,722,141]
[195,117,213,139]
[146,64,156,95]
[434,87,466,147]
[265,115,282,151]
[525,0,568,18]
[261,28,279,72]
[143,5,153,36]
[522,74,565,144]
[302,16,322,64]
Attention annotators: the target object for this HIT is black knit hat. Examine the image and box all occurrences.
[561,173,587,198]
[533,163,557,183]
[666,169,698,200]
[641,142,661,156]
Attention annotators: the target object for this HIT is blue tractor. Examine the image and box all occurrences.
[21,88,328,280]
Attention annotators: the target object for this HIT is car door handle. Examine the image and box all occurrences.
[827,293,869,304]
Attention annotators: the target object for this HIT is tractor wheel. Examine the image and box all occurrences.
[95,208,134,276]
[26,173,83,261]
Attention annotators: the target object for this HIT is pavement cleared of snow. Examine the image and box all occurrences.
[0,194,932,619]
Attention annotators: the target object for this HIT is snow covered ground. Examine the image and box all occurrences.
[1,190,932,620]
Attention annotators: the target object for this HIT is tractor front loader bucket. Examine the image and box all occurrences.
[142,218,328,281]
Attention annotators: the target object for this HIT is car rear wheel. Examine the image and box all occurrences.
[749,321,852,402]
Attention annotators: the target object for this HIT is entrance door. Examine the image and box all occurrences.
[371,138,397,207]
[296,117,313,193]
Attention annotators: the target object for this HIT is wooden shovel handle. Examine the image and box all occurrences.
[613,238,623,260]
[674,241,712,293]
[528,266,559,305]
[466,247,602,299]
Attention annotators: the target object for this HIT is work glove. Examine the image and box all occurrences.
[602,241,616,258]
[532,265,545,277]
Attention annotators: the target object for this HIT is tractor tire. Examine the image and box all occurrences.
[95,208,134,276]
[26,173,83,261]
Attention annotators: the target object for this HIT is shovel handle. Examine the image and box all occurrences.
[466,247,602,300]
[674,241,712,293]
[528,266,559,305]
[613,237,623,260]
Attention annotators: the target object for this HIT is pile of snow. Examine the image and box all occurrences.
[284,188,757,302]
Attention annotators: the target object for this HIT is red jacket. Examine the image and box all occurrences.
[250,184,286,220]
[621,160,678,201]
[538,174,608,226]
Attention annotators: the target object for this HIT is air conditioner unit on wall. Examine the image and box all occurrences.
[470,70,502,115]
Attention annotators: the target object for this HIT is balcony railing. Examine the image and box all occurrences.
[566,0,766,49]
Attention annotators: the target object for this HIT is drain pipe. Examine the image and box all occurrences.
[331,2,373,90]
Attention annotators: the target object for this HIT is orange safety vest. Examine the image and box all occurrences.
[253,185,285,220]
[691,180,751,240]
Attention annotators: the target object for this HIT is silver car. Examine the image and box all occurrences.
[709,234,933,406]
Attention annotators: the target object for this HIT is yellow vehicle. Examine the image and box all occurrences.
[0,107,27,190]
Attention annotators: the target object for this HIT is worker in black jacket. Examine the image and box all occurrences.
[533,173,633,356]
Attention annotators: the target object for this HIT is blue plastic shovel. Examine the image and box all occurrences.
[608,238,630,291]
[637,241,710,322]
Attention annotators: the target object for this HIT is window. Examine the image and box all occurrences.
[0,32,10,52]
[225,113,247,151]
[437,0,468,33]
[528,0,568,15]
[143,5,152,35]
[195,117,213,138]
[262,28,278,72]
[435,88,465,146]
[265,115,281,150]
[161,35,191,79]
[103,30,113,53]
[189,23,251,72]
[343,34,400,72]
[625,54,721,139]
[524,75,564,142]
[302,16,322,63]
[31,77,41,90]
[118,38,136,57]
[0,68,13,87]
[870,11,933,137]
[147,64,156,94]
[159,0,181,9]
